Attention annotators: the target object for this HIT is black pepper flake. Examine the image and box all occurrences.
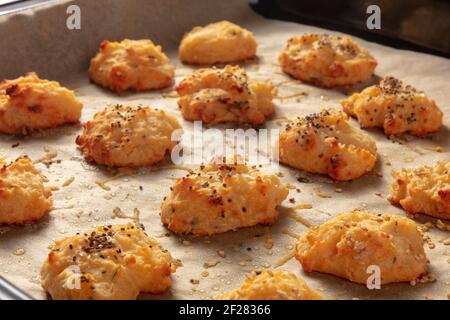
[82,231,115,254]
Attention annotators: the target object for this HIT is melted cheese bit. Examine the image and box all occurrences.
[161,91,178,98]
[280,207,312,228]
[51,204,74,210]
[274,117,291,126]
[111,207,141,224]
[96,180,112,191]
[294,204,313,210]
[96,168,136,191]
[282,229,300,239]
[263,227,273,249]
[275,92,308,101]
[275,250,296,267]
[423,146,445,153]
[285,183,298,190]
[314,187,332,198]
[33,150,58,164]
[62,176,75,187]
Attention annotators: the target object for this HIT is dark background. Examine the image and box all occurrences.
[251,0,450,58]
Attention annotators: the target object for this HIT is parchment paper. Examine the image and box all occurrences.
[0,0,449,300]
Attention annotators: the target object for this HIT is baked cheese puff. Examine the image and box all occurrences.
[296,211,428,284]
[279,34,377,87]
[89,39,174,93]
[0,72,82,134]
[341,76,443,136]
[218,270,322,300]
[160,161,289,235]
[176,65,276,125]
[179,20,257,65]
[76,104,181,167]
[0,156,52,224]
[279,109,377,181]
[390,162,450,220]
[40,224,177,300]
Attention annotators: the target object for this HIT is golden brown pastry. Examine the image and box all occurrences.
[218,270,321,300]
[40,223,177,300]
[341,76,443,136]
[279,109,377,181]
[296,211,428,284]
[76,104,181,167]
[160,161,288,235]
[89,39,174,92]
[390,162,450,220]
[179,20,257,65]
[0,72,82,134]
[0,156,52,224]
[176,65,276,125]
[279,34,377,87]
